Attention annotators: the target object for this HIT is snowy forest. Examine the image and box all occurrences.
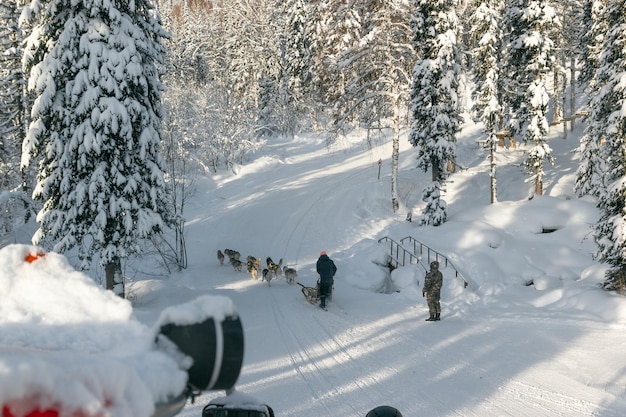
[0,0,625,293]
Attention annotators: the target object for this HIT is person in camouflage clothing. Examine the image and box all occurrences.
[422,261,443,321]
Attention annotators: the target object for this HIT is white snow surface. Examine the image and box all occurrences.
[3,120,626,416]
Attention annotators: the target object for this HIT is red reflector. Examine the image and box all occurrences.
[24,252,45,263]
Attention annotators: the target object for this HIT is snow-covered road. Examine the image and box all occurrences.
[130,129,626,417]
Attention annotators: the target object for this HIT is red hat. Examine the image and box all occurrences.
[320,251,327,256]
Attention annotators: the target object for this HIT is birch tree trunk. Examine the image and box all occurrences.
[391,94,400,213]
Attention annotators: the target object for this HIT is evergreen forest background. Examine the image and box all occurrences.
[0,0,625,293]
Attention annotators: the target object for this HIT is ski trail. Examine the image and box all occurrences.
[269,298,359,416]
[268,286,407,416]
[281,165,372,266]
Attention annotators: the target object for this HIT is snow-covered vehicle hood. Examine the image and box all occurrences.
[0,244,241,417]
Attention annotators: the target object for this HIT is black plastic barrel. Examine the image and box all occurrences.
[159,315,244,391]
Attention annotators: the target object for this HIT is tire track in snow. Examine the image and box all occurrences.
[269,289,394,415]
[500,379,623,417]
[308,310,405,400]
[269,298,357,416]
[281,166,369,265]
[401,314,622,417]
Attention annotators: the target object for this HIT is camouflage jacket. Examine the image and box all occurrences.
[423,270,443,294]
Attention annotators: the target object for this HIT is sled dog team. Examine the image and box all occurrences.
[217,249,297,286]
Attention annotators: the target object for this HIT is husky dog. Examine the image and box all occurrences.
[247,256,261,279]
[224,249,241,262]
[217,250,225,266]
[275,258,283,277]
[230,258,243,272]
[266,257,283,278]
[283,266,297,285]
[261,268,272,286]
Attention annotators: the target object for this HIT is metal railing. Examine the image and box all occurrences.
[377,236,425,270]
[378,236,469,289]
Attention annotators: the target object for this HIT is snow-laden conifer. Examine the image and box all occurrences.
[575,0,608,199]
[501,0,558,195]
[409,0,461,225]
[578,0,607,88]
[21,0,173,287]
[589,0,626,294]
[466,0,503,203]
[313,0,363,106]
[420,182,447,227]
[284,0,314,104]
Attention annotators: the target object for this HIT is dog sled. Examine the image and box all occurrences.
[297,281,332,305]
[297,282,319,304]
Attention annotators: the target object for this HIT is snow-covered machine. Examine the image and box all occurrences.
[0,244,246,417]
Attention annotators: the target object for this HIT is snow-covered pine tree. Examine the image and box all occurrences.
[420,182,447,226]
[257,73,280,137]
[590,0,626,294]
[466,0,504,204]
[577,0,607,89]
[574,128,606,198]
[284,0,313,107]
[501,0,558,195]
[313,0,364,108]
[21,0,174,292]
[254,5,296,138]
[409,0,461,225]
[303,0,335,115]
[409,0,461,182]
[574,0,608,198]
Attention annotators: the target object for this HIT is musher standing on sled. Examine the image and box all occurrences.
[316,251,337,309]
[422,261,443,321]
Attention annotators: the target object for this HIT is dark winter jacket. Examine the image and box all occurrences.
[316,254,337,284]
